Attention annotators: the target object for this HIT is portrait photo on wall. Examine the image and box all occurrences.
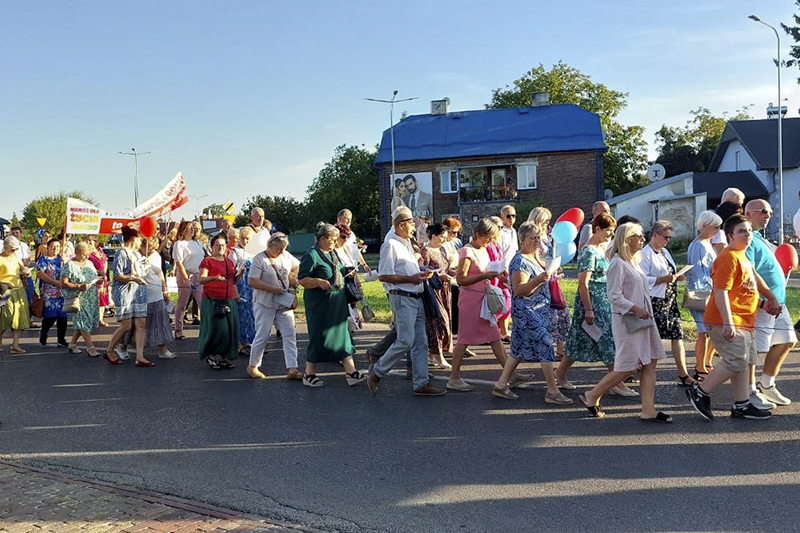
[390,172,433,220]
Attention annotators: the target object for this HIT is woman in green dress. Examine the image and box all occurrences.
[61,242,101,356]
[297,223,367,388]
[556,214,636,396]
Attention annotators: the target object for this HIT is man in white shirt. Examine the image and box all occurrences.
[711,187,745,254]
[336,209,370,272]
[498,205,518,269]
[578,202,610,250]
[244,207,270,257]
[9,227,30,266]
[368,206,445,397]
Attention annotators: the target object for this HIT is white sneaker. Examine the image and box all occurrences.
[757,382,791,406]
[446,378,474,391]
[158,350,176,359]
[749,390,776,410]
[115,348,130,360]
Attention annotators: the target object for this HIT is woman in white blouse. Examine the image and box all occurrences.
[246,233,301,379]
[172,220,206,340]
[639,220,695,386]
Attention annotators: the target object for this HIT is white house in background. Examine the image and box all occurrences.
[708,117,800,239]
[607,173,706,238]
[607,169,769,239]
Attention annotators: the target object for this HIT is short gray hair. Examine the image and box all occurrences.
[650,220,672,236]
[250,207,264,216]
[696,210,722,231]
[392,206,413,225]
[315,222,339,240]
[517,221,541,244]
[721,188,744,204]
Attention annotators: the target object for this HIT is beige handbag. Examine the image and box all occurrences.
[63,294,81,314]
[683,288,711,312]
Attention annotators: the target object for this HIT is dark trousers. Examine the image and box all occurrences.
[40,316,67,344]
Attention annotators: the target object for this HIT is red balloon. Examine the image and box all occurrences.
[139,216,158,238]
[555,207,585,229]
[775,243,798,276]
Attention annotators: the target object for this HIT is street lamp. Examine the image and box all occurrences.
[118,148,152,208]
[749,14,784,243]
[190,195,208,218]
[365,91,418,188]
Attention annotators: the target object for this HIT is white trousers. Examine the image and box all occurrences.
[249,302,298,369]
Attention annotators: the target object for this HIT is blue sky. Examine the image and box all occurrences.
[2,0,798,222]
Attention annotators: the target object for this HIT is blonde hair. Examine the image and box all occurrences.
[607,222,643,263]
[239,226,255,240]
[227,228,240,243]
[527,207,552,228]
[473,218,500,241]
[74,241,91,257]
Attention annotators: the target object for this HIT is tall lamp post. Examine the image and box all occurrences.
[118,148,152,208]
[365,91,418,188]
[749,14,784,243]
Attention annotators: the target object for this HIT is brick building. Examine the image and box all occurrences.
[374,96,607,235]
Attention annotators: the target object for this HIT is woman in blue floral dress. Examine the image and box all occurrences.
[61,242,101,356]
[229,227,256,355]
[556,214,636,396]
[491,222,573,404]
[36,239,68,348]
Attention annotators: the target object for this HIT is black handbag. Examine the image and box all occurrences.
[422,280,441,319]
[344,266,364,304]
[213,260,231,318]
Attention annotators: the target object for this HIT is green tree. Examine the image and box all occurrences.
[487,61,649,194]
[783,1,800,92]
[10,213,21,228]
[202,203,227,217]
[236,195,307,234]
[21,191,97,237]
[304,144,381,238]
[654,106,752,175]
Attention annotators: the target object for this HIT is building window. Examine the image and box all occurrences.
[735,150,741,171]
[517,163,538,190]
[439,170,459,194]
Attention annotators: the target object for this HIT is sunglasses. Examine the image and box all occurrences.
[749,208,773,216]
[659,234,672,241]
[505,214,516,219]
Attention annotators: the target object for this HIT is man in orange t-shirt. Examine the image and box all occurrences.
[687,215,780,421]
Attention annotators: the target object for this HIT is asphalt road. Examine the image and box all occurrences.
[1,323,799,532]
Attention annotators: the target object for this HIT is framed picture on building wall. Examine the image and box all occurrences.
[390,172,433,220]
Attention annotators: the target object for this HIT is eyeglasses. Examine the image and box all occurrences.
[399,218,415,224]
[629,234,645,240]
[505,214,516,219]
[659,234,672,241]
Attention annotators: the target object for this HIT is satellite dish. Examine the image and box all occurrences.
[647,163,666,183]
[604,189,614,200]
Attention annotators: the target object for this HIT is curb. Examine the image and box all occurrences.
[0,459,328,532]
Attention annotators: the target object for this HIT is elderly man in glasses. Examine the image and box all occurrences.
[367,206,446,397]
[743,198,796,410]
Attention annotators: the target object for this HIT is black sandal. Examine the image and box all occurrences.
[640,411,673,423]
[677,374,698,387]
[206,358,220,370]
[579,394,605,418]
[218,358,235,369]
[692,369,709,382]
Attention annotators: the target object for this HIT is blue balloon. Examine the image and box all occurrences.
[555,241,577,264]
[551,221,578,244]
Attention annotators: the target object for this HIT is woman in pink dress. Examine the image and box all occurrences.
[84,235,110,327]
[487,216,512,340]
[447,218,530,392]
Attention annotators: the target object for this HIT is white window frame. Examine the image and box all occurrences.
[439,169,458,194]
[516,163,538,190]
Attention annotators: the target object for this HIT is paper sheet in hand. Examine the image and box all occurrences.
[546,256,562,276]
[487,260,505,274]
[675,264,694,278]
[581,320,603,342]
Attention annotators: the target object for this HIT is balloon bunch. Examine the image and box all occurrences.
[550,208,584,263]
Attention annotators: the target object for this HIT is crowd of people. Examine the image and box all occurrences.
[0,188,796,421]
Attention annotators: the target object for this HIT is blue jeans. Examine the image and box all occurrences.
[375,293,429,389]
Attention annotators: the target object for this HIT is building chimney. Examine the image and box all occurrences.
[531,92,551,107]
[431,98,450,115]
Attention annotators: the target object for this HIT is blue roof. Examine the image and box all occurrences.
[374,104,607,164]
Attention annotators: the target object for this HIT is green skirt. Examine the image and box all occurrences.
[197,296,240,361]
[0,287,30,331]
